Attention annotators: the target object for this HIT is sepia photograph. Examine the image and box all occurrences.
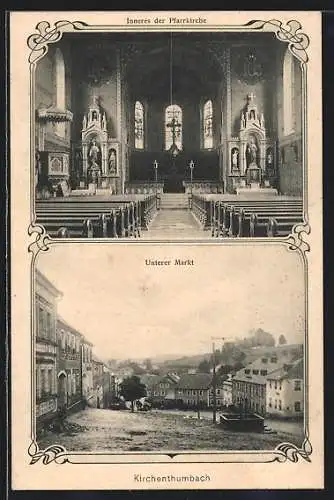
[33,25,306,240]
[34,244,305,455]
[9,10,323,491]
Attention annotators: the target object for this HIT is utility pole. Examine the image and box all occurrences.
[197,390,200,420]
[211,336,227,424]
[212,341,217,424]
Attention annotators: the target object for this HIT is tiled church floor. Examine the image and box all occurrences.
[143,208,209,240]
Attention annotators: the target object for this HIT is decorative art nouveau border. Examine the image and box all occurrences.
[25,17,312,466]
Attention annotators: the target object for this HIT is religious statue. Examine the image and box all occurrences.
[246,136,258,166]
[89,139,100,168]
[231,148,239,170]
[108,149,117,175]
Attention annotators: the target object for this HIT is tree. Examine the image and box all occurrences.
[119,375,147,412]
[129,362,146,375]
[145,358,153,372]
[278,334,287,345]
[198,359,211,373]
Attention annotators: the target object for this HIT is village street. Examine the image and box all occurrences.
[37,408,303,453]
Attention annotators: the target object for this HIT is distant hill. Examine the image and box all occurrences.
[155,343,303,370]
[161,352,212,368]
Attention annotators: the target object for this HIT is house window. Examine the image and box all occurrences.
[203,99,213,149]
[274,399,277,409]
[294,380,302,391]
[269,398,272,408]
[274,381,277,390]
[40,369,47,394]
[279,381,282,390]
[165,104,182,151]
[252,369,259,375]
[217,389,220,395]
[269,381,272,388]
[48,369,53,394]
[278,399,282,410]
[262,358,268,364]
[244,369,250,375]
[36,368,41,399]
[38,306,45,337]
[294,401,301,412]
[135,101,144,149]
[260,370,267,376]
[271,357,277,363]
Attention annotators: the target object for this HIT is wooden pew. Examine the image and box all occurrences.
[210,200,303,238]
[266,216,303,237]
[35,196,157,237]
[191,194,212,229]
[250,213,303,237]
[234,206,303,237]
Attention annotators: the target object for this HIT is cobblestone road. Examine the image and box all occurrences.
[38,408,303,453]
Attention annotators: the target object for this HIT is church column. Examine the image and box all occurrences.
[116,48,124,194]
[223,48,232,190]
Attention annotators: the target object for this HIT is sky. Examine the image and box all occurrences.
[36,243,305,361]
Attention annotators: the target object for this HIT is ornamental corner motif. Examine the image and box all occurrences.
[246,19,310,64]
[275,436,312,463]
[286,221,311,254]
[28,441,68,465]
[27,20,88,65]
[28,222,52,254]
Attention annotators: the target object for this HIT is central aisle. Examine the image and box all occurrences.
[143,194,207,239]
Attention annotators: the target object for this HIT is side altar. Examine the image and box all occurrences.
[227,93,277,195]
[77,95,120,193]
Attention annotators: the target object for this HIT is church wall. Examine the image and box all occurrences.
[276,48,303,196]
[35,43,72,155]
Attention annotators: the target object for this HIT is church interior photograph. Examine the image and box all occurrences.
[34,31,304,239]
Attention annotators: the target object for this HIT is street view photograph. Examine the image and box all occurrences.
[34,243,305,453]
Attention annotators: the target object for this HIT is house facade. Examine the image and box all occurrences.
[151,373,180,401]
[35,270,62,431]
[81,337,94,405]
[266,358,304,418]
[56,317,83,413]
[175,373,212,408]
[207,377,227,408]
[232,352,300,416]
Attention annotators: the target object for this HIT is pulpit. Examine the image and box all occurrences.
[228,94,277,195]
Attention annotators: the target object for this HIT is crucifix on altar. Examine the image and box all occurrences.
[167,115,181,157]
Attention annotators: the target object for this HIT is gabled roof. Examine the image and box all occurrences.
[140,374,160,389]
[233,350,299,385]
[266,358,304,381]
[175,373,212,390]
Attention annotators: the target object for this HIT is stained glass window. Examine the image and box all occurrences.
[203,100,213,149]
[135,101,144,149]
[165,104,182,151]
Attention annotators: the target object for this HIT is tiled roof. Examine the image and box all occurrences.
[140,374,160,389]
[266,358,303,381]
[175,373,212,390]
[233,354,295,385]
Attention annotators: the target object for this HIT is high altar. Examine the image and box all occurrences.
[80,95,120,192]
[228,93,277,195]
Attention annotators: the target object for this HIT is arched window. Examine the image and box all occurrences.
[165,104,182,151]
[135,101,144,149]
[283,49,295,136]
[54,48,66,137]
[203,100,213,149]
